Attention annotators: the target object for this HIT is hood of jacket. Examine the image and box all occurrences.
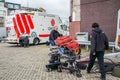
[92,28,102,34]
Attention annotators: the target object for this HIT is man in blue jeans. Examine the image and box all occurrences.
[49,26,62,46]
[87,23,109,80]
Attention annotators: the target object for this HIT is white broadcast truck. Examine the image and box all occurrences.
[5,10,67,46]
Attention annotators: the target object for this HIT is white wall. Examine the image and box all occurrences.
[72,0,80,21]
[0,6,7,38]
[0,27,6,37]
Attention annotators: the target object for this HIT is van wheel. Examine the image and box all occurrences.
[20,42,24,47]
[33,38,39,45]
[19,39,24,47]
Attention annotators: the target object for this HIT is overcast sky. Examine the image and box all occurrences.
[5,0,70,22]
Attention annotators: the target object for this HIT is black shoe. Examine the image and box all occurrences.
[87,71,90,73]
[101,77,106,80]
[87,68,90,73]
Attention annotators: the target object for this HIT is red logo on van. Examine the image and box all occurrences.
[12,14,34,38]
[51,19,55,26]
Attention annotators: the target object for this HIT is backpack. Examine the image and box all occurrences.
[96,32,109,50]
[112,65,120,78]
[102,32,109,50]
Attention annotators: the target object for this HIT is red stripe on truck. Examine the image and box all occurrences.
[39,34,50,37]
[27,15,34,29]
[21,14,30,34]
[16,14,25,34]
[13,18,20,38]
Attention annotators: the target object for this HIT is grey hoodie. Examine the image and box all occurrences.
[91,28,109,53]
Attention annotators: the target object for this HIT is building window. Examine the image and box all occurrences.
[0,10,6,16]
[72,11,75,21]
[0,2,4,7]
[14,4,20,9]
[7,3,14,9]
[0,23,3,27]
[0,17,4,27]
[0,0,4,2]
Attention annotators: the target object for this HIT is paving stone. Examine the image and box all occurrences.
[0,43,119,80]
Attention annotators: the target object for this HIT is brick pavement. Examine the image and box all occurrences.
[0,43,120,80]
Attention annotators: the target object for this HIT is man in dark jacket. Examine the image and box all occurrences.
[24,36,29,48]
[49,26,61,46]
[87,23,109,80]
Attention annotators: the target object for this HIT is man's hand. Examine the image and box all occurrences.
[93,52,96,55]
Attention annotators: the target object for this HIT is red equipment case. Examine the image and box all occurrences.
[54,36,72,46]
[55,36,80,55]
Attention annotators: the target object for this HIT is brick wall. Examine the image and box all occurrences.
[80,0,120,41]
[69,21,80,39]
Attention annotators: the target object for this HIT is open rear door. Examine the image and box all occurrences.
[115,9,120,49]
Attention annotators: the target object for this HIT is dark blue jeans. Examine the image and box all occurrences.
[49,39,55,46]
[87,51,105,78]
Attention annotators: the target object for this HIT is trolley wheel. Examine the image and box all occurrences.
[74,48,81,55]
[76,69,82,77]
[46,68,51,72]
[57,65,62,72]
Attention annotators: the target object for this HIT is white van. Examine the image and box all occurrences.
[5,11,66,45]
